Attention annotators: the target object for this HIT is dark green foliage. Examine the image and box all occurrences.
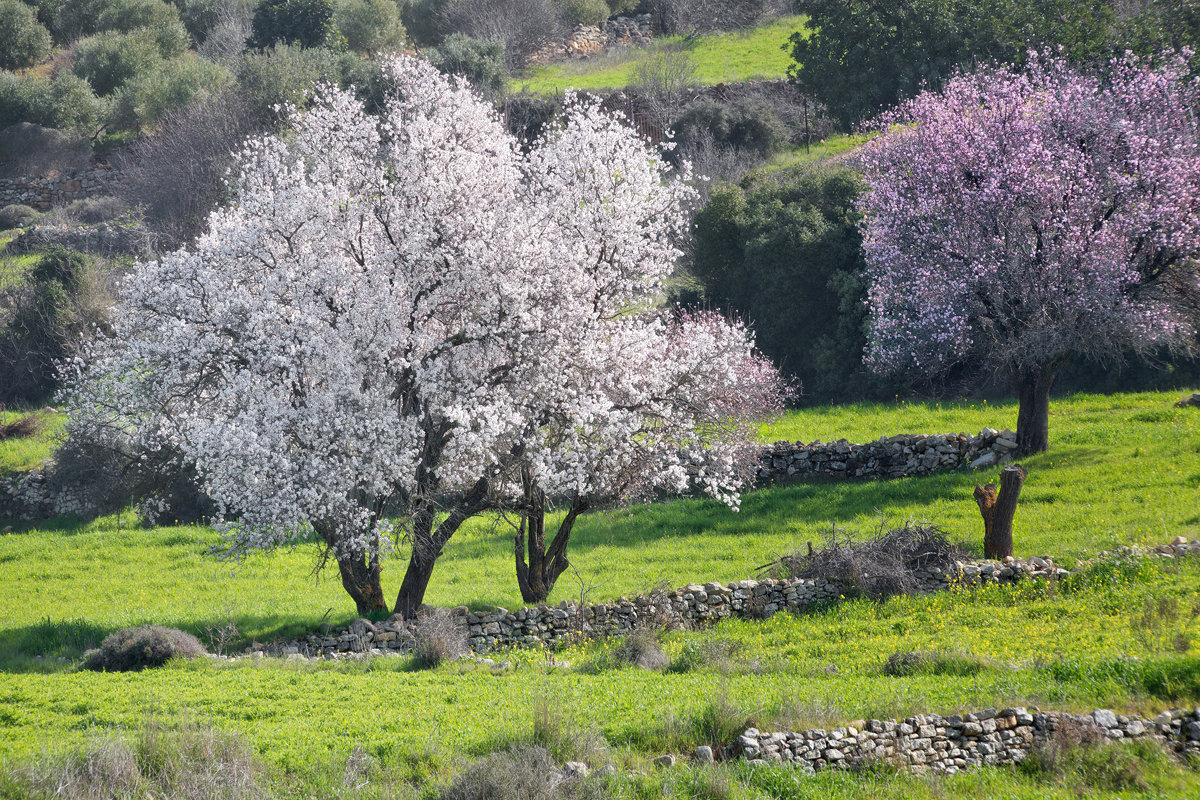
[248,0,335,49]
[335,0,405,54]
[110,52,233,129]
[0,204,39,229]
[690,162,874,398]
[236,42,347,117]
[427,34,507,99]
[1112,0,1200,58]
[671,97,788,161]
[398,0,447,46]
[790,0,1118,127]
[72,29,167,96]
[0,70,106,134]
[504,92,560,145]
[96,0,190,54]
[882,649,991,677]
[0,0,52,70]
[557,0,610,26]
[0,247,101,404]
[80,625,207,671]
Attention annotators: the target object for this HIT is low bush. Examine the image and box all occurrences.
[0,0,53,70]
[556,0,609,26]
[110,53,234,129]
[96,0,191,56]
[672,97,788,161]
[0,71,107,135]
[1019,722,1168,793]
[612,629,668,670]
[0,203,39,229]
[49,195,127,225]
[0,123,92,180]
[411,608,468,669]
[0,409,43,440]
[247,0,335,49]
[81,625,207,671]
[236,43,347,119]
[436,0,565,70]
[335,0,406,54]
[666,637,742,674]
[3,720,263,799]
[442,746,573,800]
[72,29,167,96]
[760,522,968,600]
[881,649,992,677]
[428,34,508,99]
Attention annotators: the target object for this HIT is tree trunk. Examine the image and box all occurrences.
[335,553,387,615]
[1013,365,1059,455]
[974,464,1027,560]
[393,477,491,618]
[515,490,587,604]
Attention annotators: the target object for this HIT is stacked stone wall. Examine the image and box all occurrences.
[734,707,1200,774]
[0,166,119,210]
[255,539,1200,659]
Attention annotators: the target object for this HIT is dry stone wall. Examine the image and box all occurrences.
[757,428,1020,483]
[734,707,1200,774]
[529,15,656,63]
[255,539,1200,659]
[0,166,118,210]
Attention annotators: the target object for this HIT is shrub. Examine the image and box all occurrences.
[631,47,696,127]
[0,0,52,70]
[5,720,263,799]
[248,0,335,49]
[117,87,265,244]
[503,92,560,145]
[51,195,127,224]
[690,162,875,398]
[882,649,992,677]
[97,0,191,56]
[0,203,39,229]
[672,97,787,161]
[0,246,111,404]
[335,0,406,54]
[399,0,448,46]
[760,522,968,600]
[0,122,92,179]
[236,42,345,118]
[442,746,574,800]
[81,625,207,671]
[0,408,43,440]
[611,629,668,670]
[195,0,255,63]
[666,638,742,674]
[436,0,566,69]
[110,53,234,129]
[0,70,107,134]
[427,34,507,99]
[410,608,468,669]
[556,0,609,26]
[72,29,167,96]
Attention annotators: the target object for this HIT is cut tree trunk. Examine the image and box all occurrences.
[974,464,1028,560]
[1014,365,1059,455]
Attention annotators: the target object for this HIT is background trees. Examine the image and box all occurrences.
[68,56,781,616]
[857,54,1200,453]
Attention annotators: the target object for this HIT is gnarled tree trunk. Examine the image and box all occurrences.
[514,479,588,604]
[974,463,1027,560]
[1013,364,1060,455]
[393,477,491,619]
[314,521,387,615]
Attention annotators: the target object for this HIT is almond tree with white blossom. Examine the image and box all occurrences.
[67,56,784,616]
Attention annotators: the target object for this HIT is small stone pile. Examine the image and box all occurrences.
[734,707,1200,774]
[758,429,1020,483]
[254,540,1200,660]
[0,166,117,210]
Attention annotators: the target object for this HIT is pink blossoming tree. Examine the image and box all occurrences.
[67,56,784,616]
[857,53,1200,453]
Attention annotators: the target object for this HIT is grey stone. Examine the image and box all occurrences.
[652,754,676,768]
[695,745,714,764]
[1092,709,1118,728]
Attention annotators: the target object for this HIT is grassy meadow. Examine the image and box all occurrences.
[511,16,805,94]
[2,390,1200,797]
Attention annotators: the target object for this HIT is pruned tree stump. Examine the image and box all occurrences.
[975,464,1027,560]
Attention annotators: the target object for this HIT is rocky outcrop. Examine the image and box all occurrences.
[733,707,1200,774]
[529,15,656,64]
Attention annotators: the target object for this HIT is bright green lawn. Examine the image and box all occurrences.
[3,391,1200,795]
[2,392,1198,641]
[511,16,806,94]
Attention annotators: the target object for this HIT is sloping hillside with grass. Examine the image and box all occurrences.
[512,15,806,94]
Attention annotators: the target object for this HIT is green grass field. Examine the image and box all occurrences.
[511,16,806,94]
[2,390,1199,796]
